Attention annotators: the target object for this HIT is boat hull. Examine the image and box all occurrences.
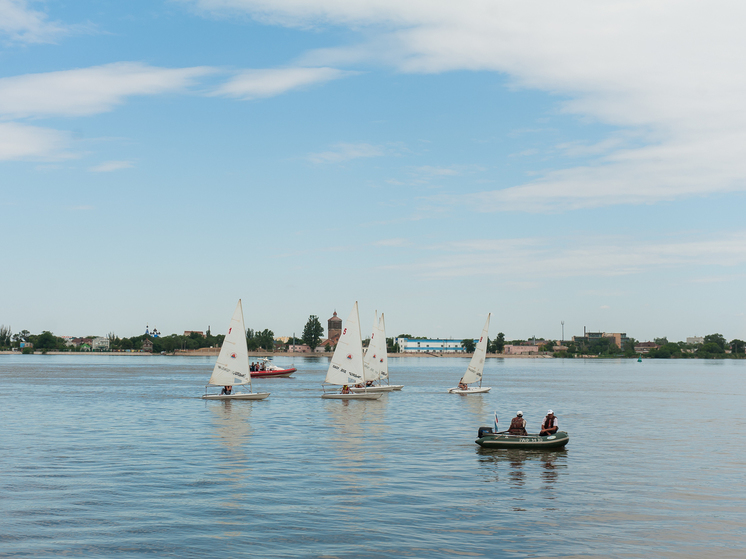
[448,386,491,394]
[250,368,296,378]
[202,392,270,400]
[476,430,569,449]
[349,384,404,393]
[321,392,382,400]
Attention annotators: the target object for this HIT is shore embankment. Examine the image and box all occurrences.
[0,349,553,358]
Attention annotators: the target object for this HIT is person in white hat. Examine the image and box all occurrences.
[540,409,558,436]
[508,410,528,435]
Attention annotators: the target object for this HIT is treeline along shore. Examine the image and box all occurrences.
[1,322,743,359]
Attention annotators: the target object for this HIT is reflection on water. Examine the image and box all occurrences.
[477,448,568,496]
[206,400,253,471]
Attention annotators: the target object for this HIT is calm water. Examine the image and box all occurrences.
[1,355,745,558]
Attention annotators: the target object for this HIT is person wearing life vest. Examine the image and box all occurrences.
[508,411,527,435]
[540,409,558,436]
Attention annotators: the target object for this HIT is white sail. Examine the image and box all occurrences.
[207,300,252,387]
[461,313,491,385]
[363,312,388,381]
[325,302,365,386]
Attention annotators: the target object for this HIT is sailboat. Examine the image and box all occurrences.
[321,302,382,400]
[448,313,491,394]
[351,312,403,393]
[202,299,270,400]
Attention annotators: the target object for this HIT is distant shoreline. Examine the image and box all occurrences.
[0,350,553,358]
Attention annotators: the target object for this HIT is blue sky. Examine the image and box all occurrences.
[2,0,746,343]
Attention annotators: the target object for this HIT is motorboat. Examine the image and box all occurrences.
[475,427,569,449]
[250,357,296,378]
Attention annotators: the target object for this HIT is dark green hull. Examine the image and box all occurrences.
[476,430,569,449]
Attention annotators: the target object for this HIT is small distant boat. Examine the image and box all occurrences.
[475,427,570,449]
[321,302,382,400]
[448,313,491,394]
[250,357,296,378]
[202,300,270,401]
[350,312,403,393]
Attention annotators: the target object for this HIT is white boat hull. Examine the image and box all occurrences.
[349,384,404,393]
[448,386,491,394]
[321,392,382,400]
[202,392,270,400]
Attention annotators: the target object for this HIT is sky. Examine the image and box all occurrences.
[2,0,746,343]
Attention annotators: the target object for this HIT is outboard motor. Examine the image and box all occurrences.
[478,426,494,438]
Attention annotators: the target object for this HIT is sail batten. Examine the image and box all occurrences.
[461,314,491,385]
[207,300,252,387]
[325,302,365,386]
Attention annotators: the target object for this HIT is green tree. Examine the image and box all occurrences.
[654,337,668,345]
[302,315,324,352]
[256,328,275,351]
[386,337,400,353]
[489,332,505,353]
[698,342,724,358]
[730,339,746,356]
[623,338,637,358]
[34,331,61,351]
[704,333,726,351]
[461,338,476,353]
[0,325,11,348]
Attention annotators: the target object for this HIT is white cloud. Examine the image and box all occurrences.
[213,67,353,100]
[384,232,746,280]
[307,142,385,163]
[181,1,746,210]
[0,0,69,43]
[88,160,133,173]
[0,122,73,160]
[0,62,214,118]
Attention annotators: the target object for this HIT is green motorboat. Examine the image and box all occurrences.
[475,427,570,449]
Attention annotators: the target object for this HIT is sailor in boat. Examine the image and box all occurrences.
[540,410,559,436]
[508,411,528,435]
[221,385,233,395]
[458,379,468,390]
[341,385,351,394]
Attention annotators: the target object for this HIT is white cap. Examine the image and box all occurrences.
[547,409,553,414]
[516,411,523,416]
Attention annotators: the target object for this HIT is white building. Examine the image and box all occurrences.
[92,337,110,351]
[686,336,704,345]
[395,338,477,353]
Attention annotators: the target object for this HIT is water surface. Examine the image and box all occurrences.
[1,355,744,557]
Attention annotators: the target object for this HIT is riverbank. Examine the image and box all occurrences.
[0,349,553,358]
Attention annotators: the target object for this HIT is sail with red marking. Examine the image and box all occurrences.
[325,302,365,386]
[207,299,252,387]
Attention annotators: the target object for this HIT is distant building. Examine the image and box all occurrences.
[328,312,343,344]
[19,342,33,349]
[634,342,659,353]
[288,344,311,353]
[395,338,475,353]
[142,339,153,353]
[184,331,205,338]
[92,337,110,351]
[504,344,540,355]
[316,339,335,352]
[686,336,704,345]
[573,329,630,349]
